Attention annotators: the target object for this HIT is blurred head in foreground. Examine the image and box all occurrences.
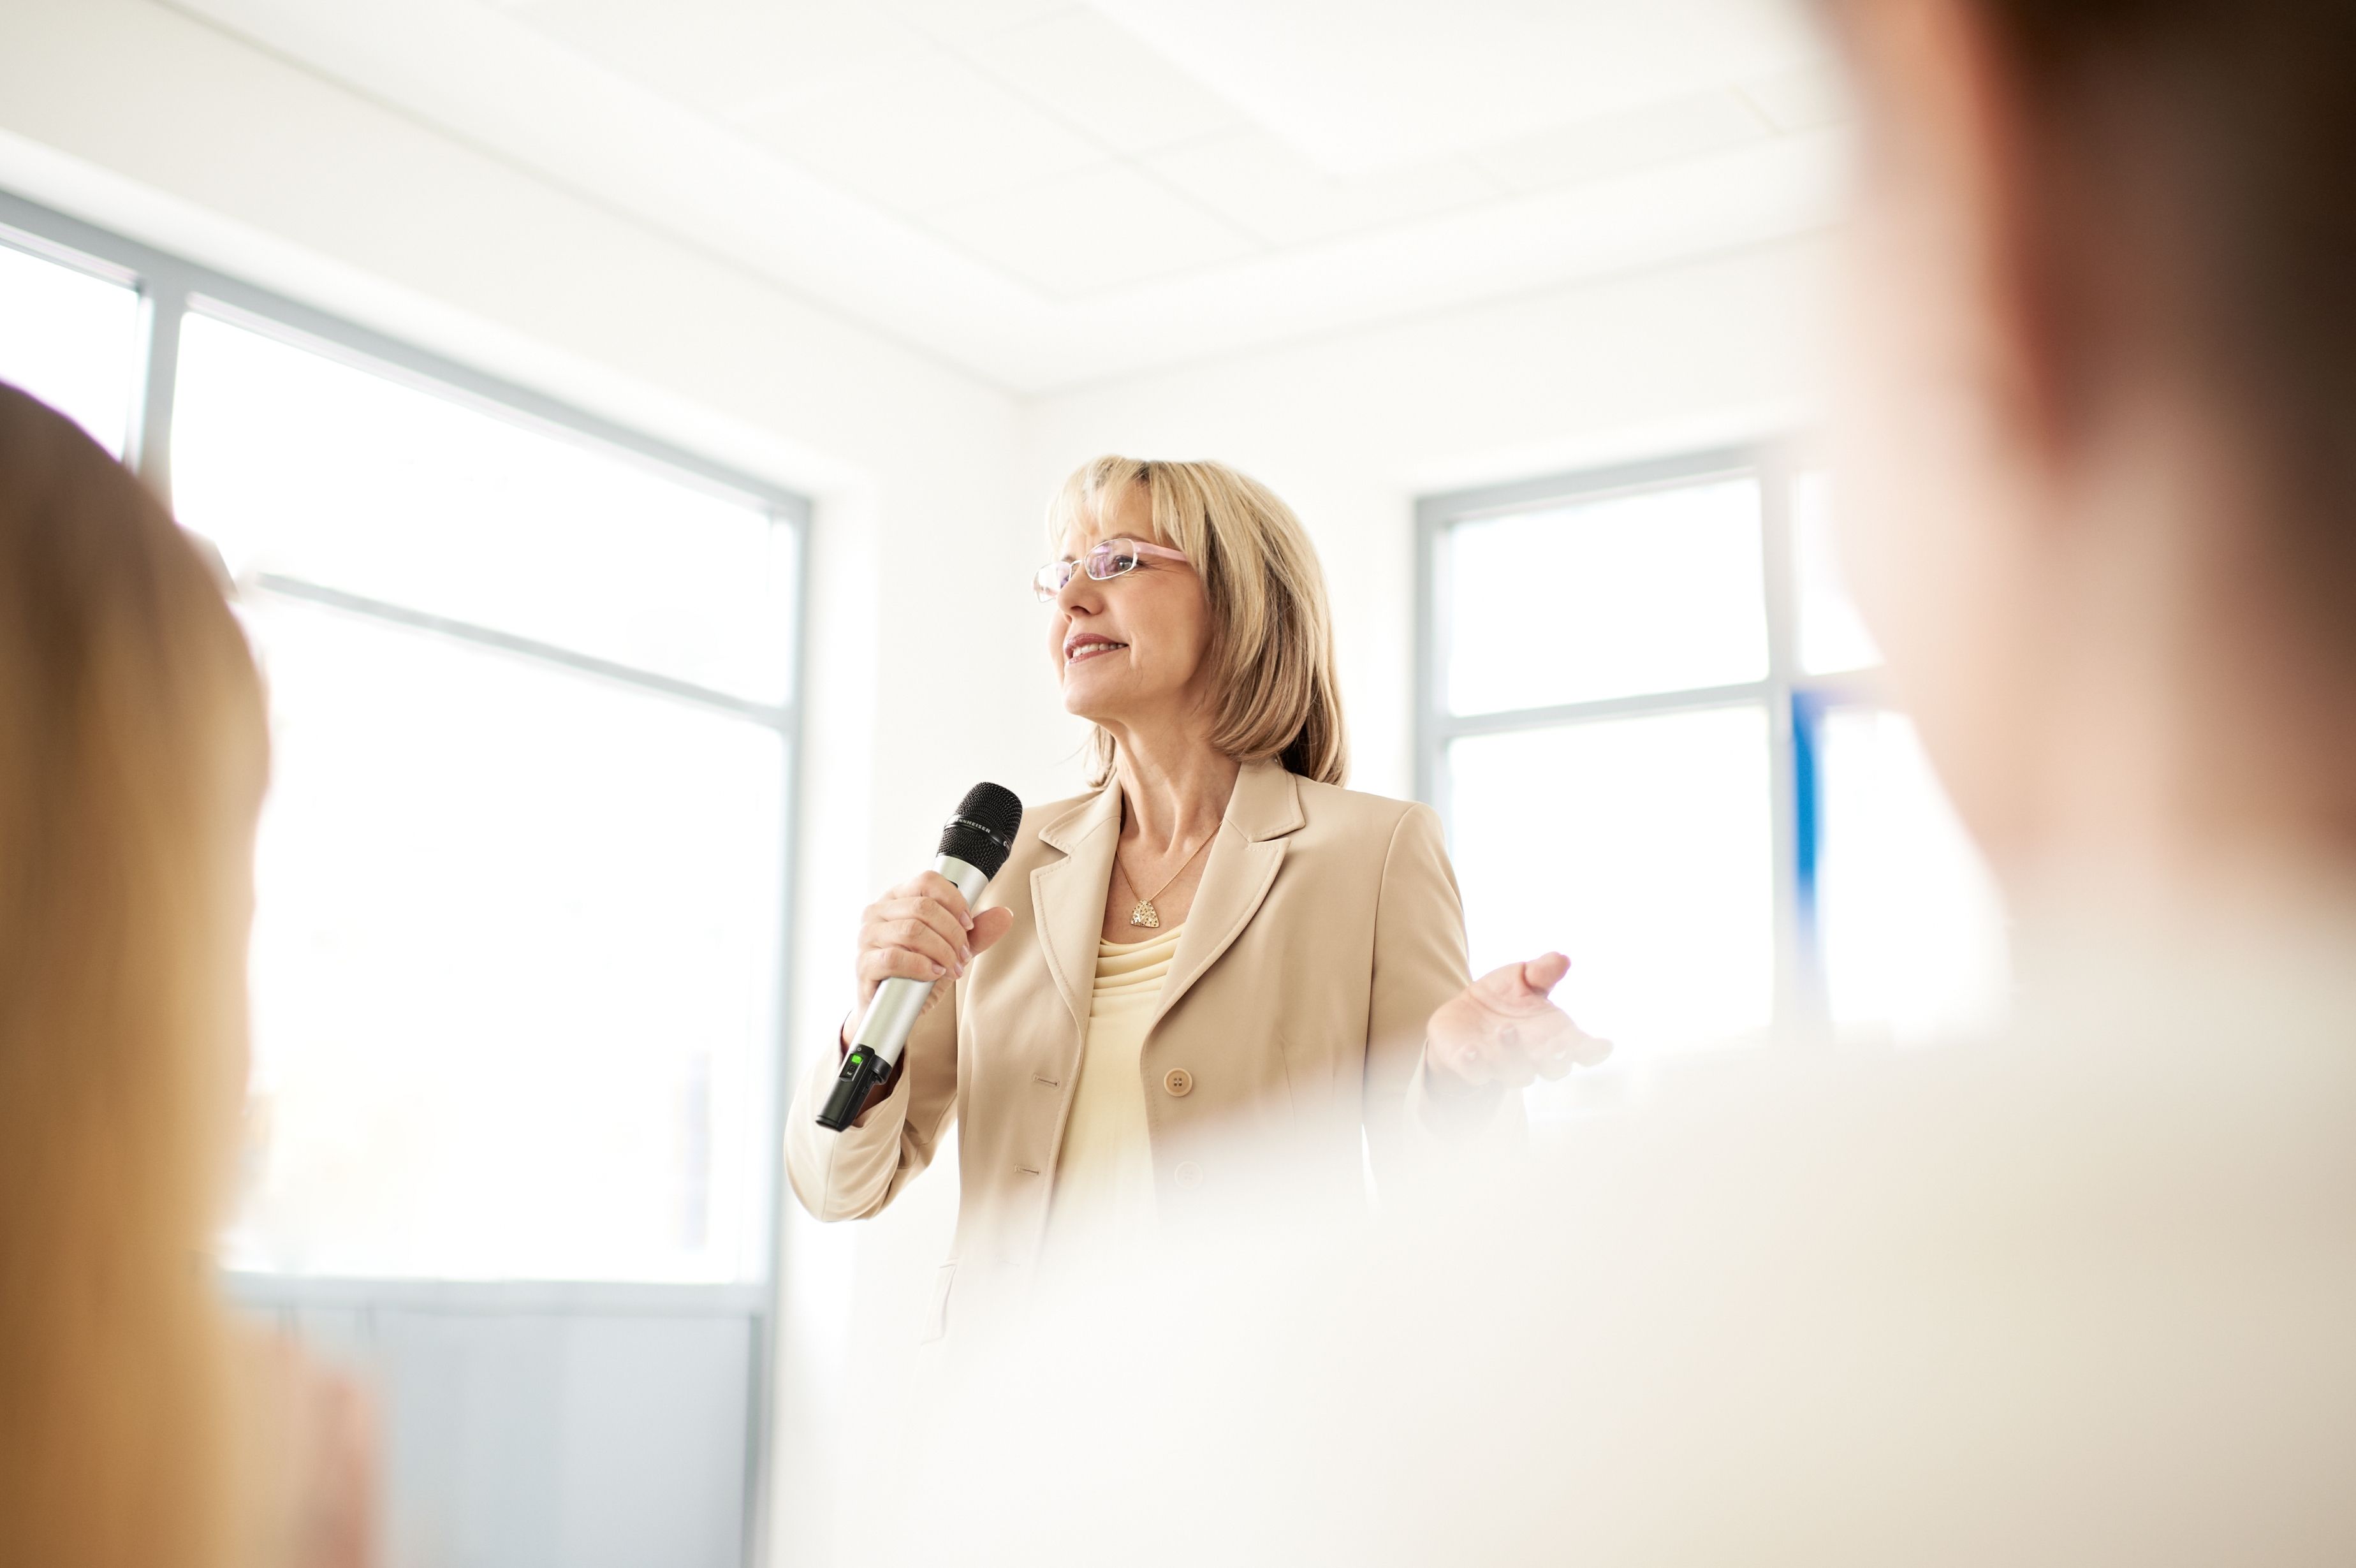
[0,385,268,1567]
[879,4,2356,1564]
[1830,0,2356,900]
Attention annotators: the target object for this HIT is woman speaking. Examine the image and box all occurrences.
[786,455,1603,1340]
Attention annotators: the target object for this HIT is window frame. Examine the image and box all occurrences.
[1416,444,1886,1046]
[1,186,809,1565]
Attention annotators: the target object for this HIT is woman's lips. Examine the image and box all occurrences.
[1065,640,1127,663]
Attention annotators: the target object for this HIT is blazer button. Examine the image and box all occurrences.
[1174,1161,1204,1189]
[1163,1067,1194,1097]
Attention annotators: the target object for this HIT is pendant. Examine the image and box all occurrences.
[1128,900,1162,929]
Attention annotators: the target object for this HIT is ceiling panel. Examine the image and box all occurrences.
[1145,128,1504,250]
[885,0,1083,45]
[736,52,1112,215]
[1470,91,1769,195]
[1089,0,1822,173]
[502,0,928,121]
[923,163,1261,297]
[962,8,1243,156]
[163,0,1847,389]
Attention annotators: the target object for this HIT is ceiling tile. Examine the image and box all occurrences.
[922,163,1261,298]
[736,52,1111,213]
[504,0,928,121]
[1143,128,1506,250]
[147,0,1852,390]
[1092,0,1824,174]
[1739,62,1854,133]
[960,8,1242,156]
[1469,91,1770,194]
[886,0,1081,44]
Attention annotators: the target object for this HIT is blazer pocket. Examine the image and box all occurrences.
[920,1262,956,1344]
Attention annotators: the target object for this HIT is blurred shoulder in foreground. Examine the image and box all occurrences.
[875,0,2356,1554]
[891,897,2356,1565]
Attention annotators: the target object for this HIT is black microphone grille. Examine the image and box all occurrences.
[937,782,1024,879]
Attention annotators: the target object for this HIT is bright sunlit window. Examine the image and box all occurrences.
[3,182,805,1562]
[172,308,800,1283]
[1425,453,2009,1112]
[1451,708,1775,1050]
[0,230,143,457]
[1811,707,2008,1047]
[1445,478,1768,714]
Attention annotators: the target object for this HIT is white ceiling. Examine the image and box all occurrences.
[162,0,1849,391]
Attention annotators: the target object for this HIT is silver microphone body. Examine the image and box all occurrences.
[815,849,1002,1131]
[817,782,1023,1132]
[852,851,990,1073]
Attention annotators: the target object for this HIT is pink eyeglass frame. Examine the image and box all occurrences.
[1034,536,1190,601]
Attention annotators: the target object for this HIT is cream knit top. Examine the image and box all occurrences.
[1039,922,1184,1271]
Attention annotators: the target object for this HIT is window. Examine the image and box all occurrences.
[172,308,798,1282]
[1,188,802,1565]
[1450,707,1776,1051]
[0,227,143,457]
[1421,450,2009,1114]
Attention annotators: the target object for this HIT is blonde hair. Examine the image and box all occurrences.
[1050,456,1347,786]
[0,385,270,1568]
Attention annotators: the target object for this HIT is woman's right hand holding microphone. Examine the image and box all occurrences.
[845,872,1016,1048]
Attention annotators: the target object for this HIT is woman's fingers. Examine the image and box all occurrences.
[851,878,1010,1013]
[1519,951,1571,996]
[868,915,964,978]
[1493,1015,1569,1084]
[870,896,974,967]
[858,943,946,990]
[1534,1028,1604,1081]
[1524,1014,1611,1076]
[969,905,1017,954]
[1468,952,1572,1014]
[903,871,976,928]
[1429,953,1608,1090]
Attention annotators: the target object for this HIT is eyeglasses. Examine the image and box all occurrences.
[1034,536,1190,601]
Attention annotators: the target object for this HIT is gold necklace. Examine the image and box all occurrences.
[1116,830,1213,929]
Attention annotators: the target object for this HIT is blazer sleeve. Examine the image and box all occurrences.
[1361,802,1525,1189]
[784,971,962,1222]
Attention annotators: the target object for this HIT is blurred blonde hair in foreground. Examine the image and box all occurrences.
[0,381,291,1567]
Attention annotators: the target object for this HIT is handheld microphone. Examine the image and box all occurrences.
[817,782,1024,1131]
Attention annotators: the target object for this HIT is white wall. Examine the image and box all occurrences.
[1021,238,1833,802]
[0,5,1829,1562]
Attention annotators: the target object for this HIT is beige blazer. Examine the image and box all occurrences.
[785,758,1517,1339]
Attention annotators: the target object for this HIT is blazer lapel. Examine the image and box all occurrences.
[1030,779,1123,1046]
[1150,760,1306,1032]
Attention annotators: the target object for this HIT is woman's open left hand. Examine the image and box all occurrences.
[1425,952,1611,1091]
